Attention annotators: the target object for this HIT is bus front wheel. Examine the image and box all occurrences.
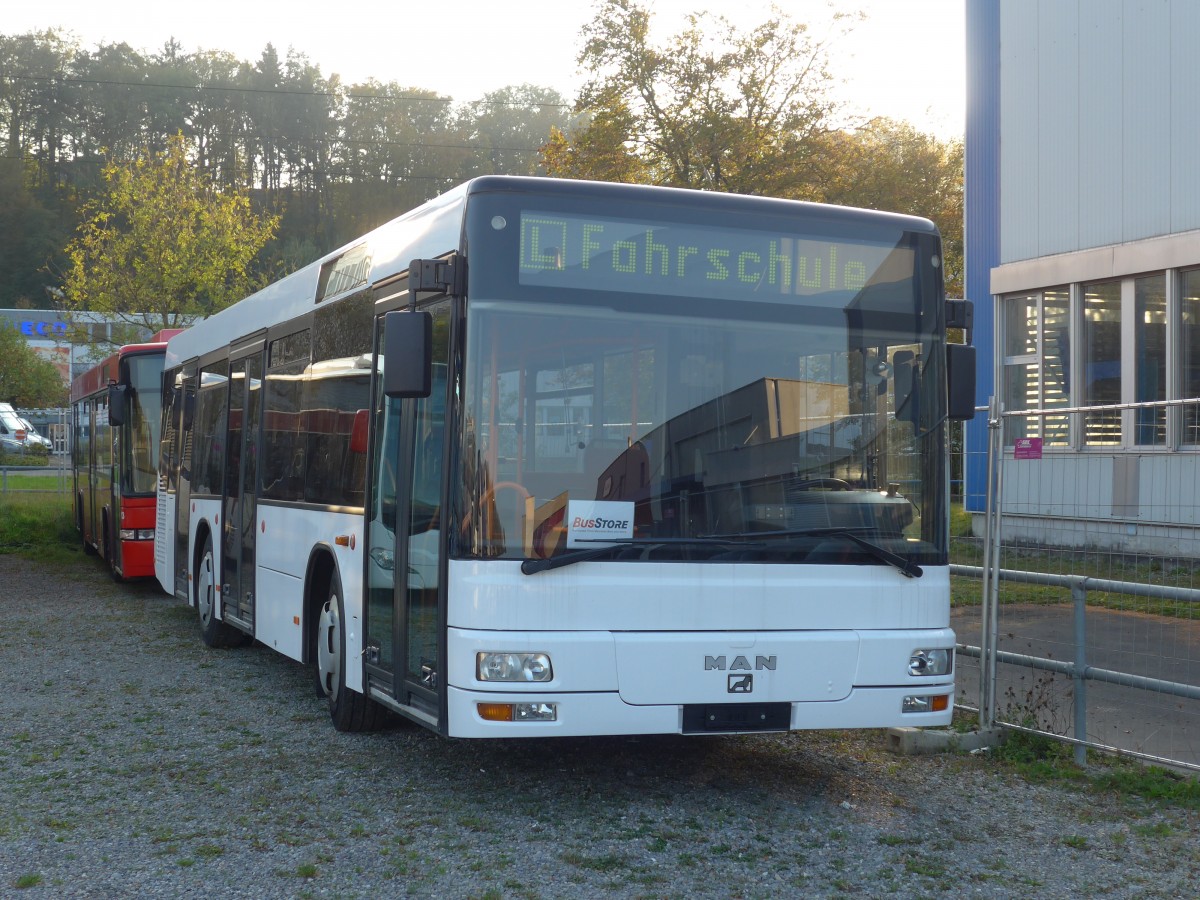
[317,573,386,732]
[197,534,244,649]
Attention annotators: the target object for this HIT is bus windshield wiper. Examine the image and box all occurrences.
[705,528,923,578]
[520,537,761,575]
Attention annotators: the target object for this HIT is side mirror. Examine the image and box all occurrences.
[892,349,918,426]
[108,383,128,427]
[383,310,433,399]
[946,344,976,421]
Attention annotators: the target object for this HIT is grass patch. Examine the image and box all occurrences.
[988,728,1200,809]
[14,874,43,889]
[0,494,78,563]
[950,503,973,537]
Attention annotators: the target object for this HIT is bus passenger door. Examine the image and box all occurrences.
[221,348,262,631]
[366,301,449,725]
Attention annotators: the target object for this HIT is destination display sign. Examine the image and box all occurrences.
[518,211,912,303]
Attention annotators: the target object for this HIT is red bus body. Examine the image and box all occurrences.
[70,331,181,579]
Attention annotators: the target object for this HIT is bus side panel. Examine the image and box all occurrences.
[255,568,304,661]
[155,488,175,595]
[256,505,366,690]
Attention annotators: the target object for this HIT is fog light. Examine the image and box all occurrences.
[476,702,557,722]
[477,652,553,682]
[514,702,556,721]
[902,694,951,713]
[909,648,953,676]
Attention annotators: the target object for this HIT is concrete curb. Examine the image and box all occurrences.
[886,725,1007,756]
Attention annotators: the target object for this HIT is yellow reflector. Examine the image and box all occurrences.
[931,694,950,712]
[477,703,514,722]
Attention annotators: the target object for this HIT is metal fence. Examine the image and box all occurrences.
[0,408,70,496]
[953,398,1200,771]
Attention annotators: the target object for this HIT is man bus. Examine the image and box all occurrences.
[157,177,974,738]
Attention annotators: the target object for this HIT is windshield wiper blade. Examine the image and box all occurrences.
[704,527,923,578]
[520,537,760,575]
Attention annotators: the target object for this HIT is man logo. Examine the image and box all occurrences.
[728,674,753,693]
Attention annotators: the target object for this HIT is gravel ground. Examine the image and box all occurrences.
[1,553,1198,899]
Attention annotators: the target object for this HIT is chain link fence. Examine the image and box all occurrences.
[952,399,1200,771]
[0,408,70,496]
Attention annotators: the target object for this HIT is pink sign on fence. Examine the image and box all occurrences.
[1013,437,1043,459]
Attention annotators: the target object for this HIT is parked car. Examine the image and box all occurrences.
[0,403,50,455]
[0,403,28,453]
[18,418,53,451]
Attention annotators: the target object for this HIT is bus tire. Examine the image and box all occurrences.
[317,573,387,732]
[197,533,244,649]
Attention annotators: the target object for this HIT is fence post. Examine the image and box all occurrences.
[979,395,1002,727]
[1072,581,1088,767]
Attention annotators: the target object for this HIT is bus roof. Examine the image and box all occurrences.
[164,176,938,369]
[69,339,172,404]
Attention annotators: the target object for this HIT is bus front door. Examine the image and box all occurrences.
[366,302,449,726]
[221,351,262,632]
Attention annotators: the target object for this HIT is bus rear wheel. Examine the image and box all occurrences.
[317,574,387,732]
[197,534,245,648]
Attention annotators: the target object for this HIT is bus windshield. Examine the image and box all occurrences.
[457,222,947,567]
[126,353,165,495]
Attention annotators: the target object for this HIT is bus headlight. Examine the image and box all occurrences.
[909,648,953,676]
[476,652,553,683]
[369,548,395,571]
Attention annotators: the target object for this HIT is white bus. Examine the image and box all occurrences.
[157,176,975,737]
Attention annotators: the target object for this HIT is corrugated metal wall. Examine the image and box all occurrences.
[999,0,1200,264]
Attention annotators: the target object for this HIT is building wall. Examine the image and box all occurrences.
[967,0,1200,552]
[998,0,1200,266]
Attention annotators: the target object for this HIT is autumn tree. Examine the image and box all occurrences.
[61,133,279,342]
[818,119,965,297]
[0,322,65,407]
[547,0,854,196]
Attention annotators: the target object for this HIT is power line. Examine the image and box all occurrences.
[0,70,575,110]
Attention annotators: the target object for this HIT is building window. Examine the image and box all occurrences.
[1134,274,1166,446]
[1001,289,1069,445]
[1083,280,1122,446]
[1182,269,1200,445]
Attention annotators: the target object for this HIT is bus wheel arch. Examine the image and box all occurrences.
[195,525,243,648]
[310,549,386,732]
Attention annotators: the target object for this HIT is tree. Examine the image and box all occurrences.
[817,119,965,297]
[547,0,854,196]
[456,84,572,178]
[60,133,279,341]
[0,322,66,406]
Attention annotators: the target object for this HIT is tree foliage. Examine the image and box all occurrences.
[0,322,65,406]
[545,2,964,295]
[61,134,279,341]
[817,118,965,297]
[0,28,574,310]
[549,0,853,196]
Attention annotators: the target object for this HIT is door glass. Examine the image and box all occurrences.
[365,302,450,704]
[367,318,398,670]
[404,303,449,691]
[221,360,246,620]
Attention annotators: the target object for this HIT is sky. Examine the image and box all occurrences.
[6,0,966,137]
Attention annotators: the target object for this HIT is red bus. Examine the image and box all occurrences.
[71,331,181,580]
